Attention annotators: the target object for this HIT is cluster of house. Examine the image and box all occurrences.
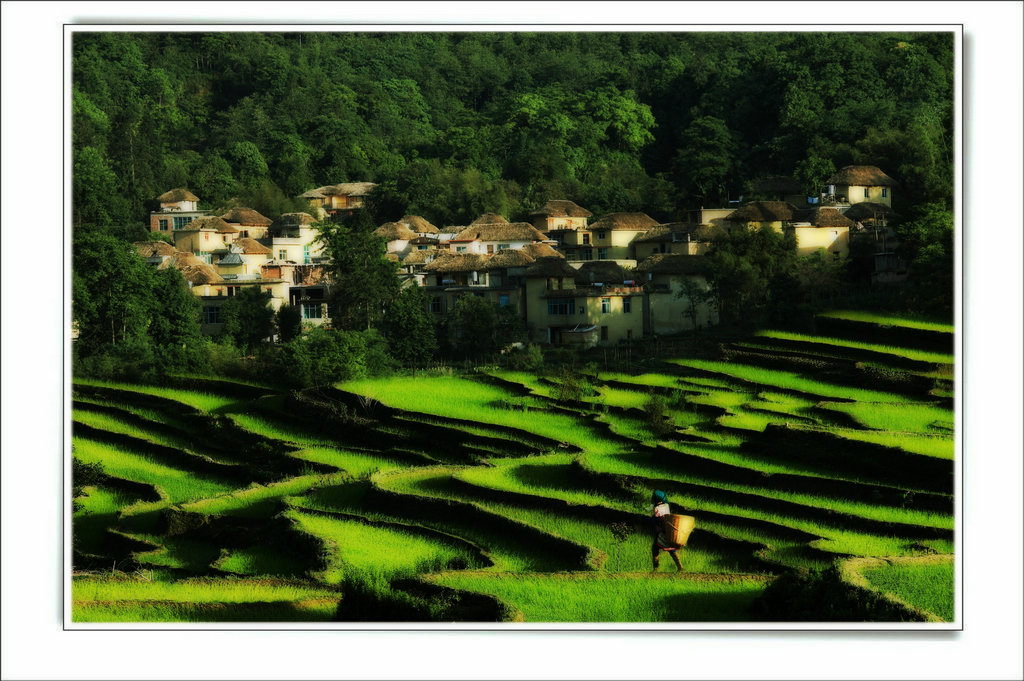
[136,166,903,347]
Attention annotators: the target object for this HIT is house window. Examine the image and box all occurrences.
[303,245,311,264]
[601,326,609,341]
[582,233,591,245]
[159,219,169,231]
[601,298,611,313]
[202,306,222,324]
[173,216,190,230]
[547,299,575,315]
[623,297,632,314]
[429,296,443,314]
[240,230,248,238]
[278,249,287,261]
[598,248,608,260]
[498,244,509,250]
[487,244,494,254]
[863,188,870,198]
[584,249,593,260]
[204,232,209,241]
[197,252,213,264]
[456,246,467,253]
[882,188,888,198]
[596,231,606,240]
[499,294,510,307]
[302,302,323,319]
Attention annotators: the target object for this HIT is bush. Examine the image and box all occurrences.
[643,394,676,438]
[504,343,544,371]
[273,328,395,388]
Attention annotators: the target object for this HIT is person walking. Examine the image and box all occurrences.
[650,490,683,571]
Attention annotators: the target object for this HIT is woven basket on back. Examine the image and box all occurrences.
[663,514,696,547]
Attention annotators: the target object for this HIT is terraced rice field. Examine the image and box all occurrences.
[70,311,956,624]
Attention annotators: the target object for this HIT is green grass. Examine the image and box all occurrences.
[754,330,955,364]
[179,473,347,517]
[428,571,769,622]
[793,425,954,460]
[71,575,339,622]
[818,310,954,334]
[289,447,412,477]
[214,546,309,577]
[340,374,622,455]
[860,559,955,621]
[599,372,690,390]
[286,509,479,584]
[226,412,336,447]
[593,385,655,410]
[72,410,186,450]
[817,400,954,435]
[72,437,236,506]
[73,378,241,412]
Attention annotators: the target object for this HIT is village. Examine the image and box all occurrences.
[135,165,903,348]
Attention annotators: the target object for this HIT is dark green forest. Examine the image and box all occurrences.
[73,31,954,235]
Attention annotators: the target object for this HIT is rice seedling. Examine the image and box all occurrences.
[487,370,560,398]
[288,447,411,478]
[286,509,479,584]
[73,599,339,623]
[226,412,336,447]
[592,386,653,410]
[72,410,189,450]
[73,378,240,412]
[214,546,309,577]
[717,410,793,432]
[131,535,222,571]
[816,401,954,436]
[598,372,689,389]
[817,310,954,334]
[791,425,954,460]
[753,330,955,364]
[427,571,769,622]
[687,389,754,411]
[179,473,347,517]
[340,375,622,455]
[72,437,236,505]
[857,559,955,621]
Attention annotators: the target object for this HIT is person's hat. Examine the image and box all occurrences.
[651,490,667,504]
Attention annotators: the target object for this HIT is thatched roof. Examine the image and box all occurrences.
[529,200,592,218]
[841,202,899,221]
[156,188,199,202]
[726,201,798,223]
[409,236,439,246]
[752,176,803,194]
[634,223,727,243]
[485,248,535,270]
[399,214,439,234]
[470,213,509,226]
[635,254,711,276]
[575,261,630,284]
[386,253,401,263]
[182,216,234,232]
[588,212,659,231]
[271,212,317,229]
[523,257,579,278]
[133,241,176,258]
[220,207,272,226]
[401,249,437,265]
[301,182,377,199]
[423,252,491,273]
[521,242,564,260]
[375,222,418,241]
[792,207,857,229]
[827,165,897,187]
[232,238,272,255]
[159,252,223,284]
[453,222,547,243]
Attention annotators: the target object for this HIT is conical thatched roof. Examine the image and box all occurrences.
[375,222,418,241]
[635,254,711,275]
[752,176,803,194]
[156,188,199,202]
[792,207,857,229]
[470,213,509,226]
[399,215,439,234]
[453,222,547,242]
[485,248,535,270]
[521,242,564,260]
[827,165,897,187]
[423,252,491,273]
[182,216,234,232]
[726,201,798,223]
[220,207,272,226]
[133,241,176,258]
[588,212,659,231]
[232,238,272,255]
[529,199,592,218]
[271,212,317,229]
[841,202,899,221]
[524,257,579,278]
